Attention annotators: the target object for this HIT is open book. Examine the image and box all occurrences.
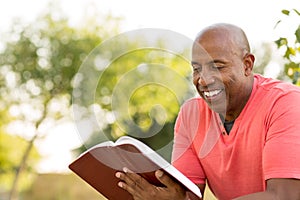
[69,136,202,200]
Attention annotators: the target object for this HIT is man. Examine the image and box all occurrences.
[115,23,300,199]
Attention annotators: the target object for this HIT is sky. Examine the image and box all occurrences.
[1,0,300,44]
[1,0,300,173]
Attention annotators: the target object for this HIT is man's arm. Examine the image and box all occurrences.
[234,178,300,200]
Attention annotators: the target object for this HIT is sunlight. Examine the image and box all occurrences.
[0,0,299,174]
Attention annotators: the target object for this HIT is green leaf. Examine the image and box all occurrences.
[284,47,297,59]
[293,9,300,16]
[282,9,290,15]
[289,47,296,56]
[274,20,281,29]
[274,37,287,48]
[284,50,290,59]
[295,25,300,43]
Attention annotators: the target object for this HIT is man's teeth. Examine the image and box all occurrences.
[204,90,221,97]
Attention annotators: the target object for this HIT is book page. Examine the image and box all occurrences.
[115,136,170,167]
[77,140,115,158]
[115,136,202,198]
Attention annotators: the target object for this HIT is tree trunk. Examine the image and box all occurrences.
[9,99,49,200]
[9,134,38,200]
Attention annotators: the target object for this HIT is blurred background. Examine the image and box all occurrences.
[0,0,300,199]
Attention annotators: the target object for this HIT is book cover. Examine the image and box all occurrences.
[69,136,201,200]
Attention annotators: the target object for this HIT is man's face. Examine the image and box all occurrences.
[191,37,248,117]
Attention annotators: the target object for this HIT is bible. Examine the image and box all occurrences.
[69,136,202,200]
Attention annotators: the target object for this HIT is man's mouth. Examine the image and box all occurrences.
[203,89,222,99]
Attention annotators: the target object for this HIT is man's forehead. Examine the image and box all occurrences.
[191,53,216,66]
[192,43,221,59]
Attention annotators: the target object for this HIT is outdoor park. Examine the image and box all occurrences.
[0,0,300,199]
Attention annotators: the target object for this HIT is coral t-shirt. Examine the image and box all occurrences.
[172,74,300,200]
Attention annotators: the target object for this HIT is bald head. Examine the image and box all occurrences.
[191,23,255,120]
[194,23,251,56]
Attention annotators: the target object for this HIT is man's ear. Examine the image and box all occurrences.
[243,53,255,76]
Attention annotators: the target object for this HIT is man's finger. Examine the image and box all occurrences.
[115,171,137,188]
[123,167,151,187]
[115,168,150,191]
[155,170,178,188]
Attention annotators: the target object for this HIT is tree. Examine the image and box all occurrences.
[252,42,274,76]
[275,9,300,85]
[0,3,194,199]
[0,132,39,193]
[0,3,121,199]
[0,107,39,196]
[72,30,195,161]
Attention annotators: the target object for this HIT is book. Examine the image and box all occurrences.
[69,136,202,200]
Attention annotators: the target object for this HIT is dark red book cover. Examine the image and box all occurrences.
[69,136,202,200]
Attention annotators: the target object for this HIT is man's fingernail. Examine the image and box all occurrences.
[118,182,123,188]
[156,170,164,177]
[123,167,128,173]
[123,167,133,173]
[115,172,121,178]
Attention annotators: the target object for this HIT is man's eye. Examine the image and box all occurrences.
[192,64,202,72]
[212,64,224,70]
[193,67,201,73]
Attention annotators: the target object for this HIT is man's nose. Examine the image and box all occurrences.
[197,70,215,86]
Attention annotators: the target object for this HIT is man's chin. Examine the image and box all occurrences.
[207,103,226,116]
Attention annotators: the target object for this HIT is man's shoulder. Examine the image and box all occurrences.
[255,74,300,95]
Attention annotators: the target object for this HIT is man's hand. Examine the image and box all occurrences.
[115,168,187,200]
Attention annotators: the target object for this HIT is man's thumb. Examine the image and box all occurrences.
[155,170,176,187]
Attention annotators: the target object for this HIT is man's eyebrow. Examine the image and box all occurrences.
[191,59,225,66]
[208,59,226,64]
[191,61,200,66]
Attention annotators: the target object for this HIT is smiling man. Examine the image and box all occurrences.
[116,23,300,200]
[190,25,254,122]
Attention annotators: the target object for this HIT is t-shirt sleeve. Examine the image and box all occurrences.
[171,101,206,184]
[263,91,300,180]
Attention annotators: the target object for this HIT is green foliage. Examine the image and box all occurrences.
[0,109,39,193]
[252,42,273,75]
[0,132,39,191]
[97,48,192,127]
[281,9,290,15]
[275,9,300,85]
[0,4,121,198]
[0,2,194,188]
[0,6,121,140]
[75,38,194,160]
[0,15,104,103]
